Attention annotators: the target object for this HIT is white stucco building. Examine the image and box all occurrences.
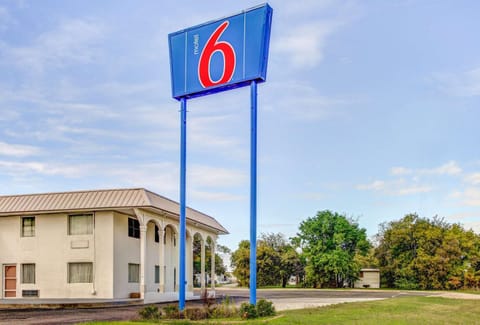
[0,188,228,302]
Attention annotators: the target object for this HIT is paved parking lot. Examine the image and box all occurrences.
[0,288,443,324]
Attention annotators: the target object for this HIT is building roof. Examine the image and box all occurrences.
[0,188,228,235]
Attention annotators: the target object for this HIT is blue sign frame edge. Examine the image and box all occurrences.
[168,3,273,100]
[169,3,270,38]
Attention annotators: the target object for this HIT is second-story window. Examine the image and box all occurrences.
[68,214,93,235]
[21,216,35,237]
[155,225,159,243]
[128,218,140,238]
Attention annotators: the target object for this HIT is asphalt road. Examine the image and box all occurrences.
[217,287,420,300]
[0,288,437,324]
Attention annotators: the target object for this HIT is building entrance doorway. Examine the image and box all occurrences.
[3,265,16,298]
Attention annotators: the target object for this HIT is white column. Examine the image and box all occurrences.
[200,239,206,291]
[139,225,147,299]
[210,241,215,290]
[159,227,165,293]
[188,236,194,291]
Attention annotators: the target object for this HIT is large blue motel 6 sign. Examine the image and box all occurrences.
[169,4,273,99]
[168,3,272,311]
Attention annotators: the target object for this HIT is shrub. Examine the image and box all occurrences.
[163,304,180,319]
[256,299,275,317]
[201,289,216,308]
[447,276,462,290]
[394,278,419,290]
[210,295,237,318]
[138,305,161,320]
[239,302,257,319]
[184,307,208,320]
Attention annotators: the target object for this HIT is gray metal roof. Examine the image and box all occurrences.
[0,188,228,234]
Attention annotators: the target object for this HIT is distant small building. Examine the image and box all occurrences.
[354,269,380,288]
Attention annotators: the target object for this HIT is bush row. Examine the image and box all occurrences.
[138,297,275,321]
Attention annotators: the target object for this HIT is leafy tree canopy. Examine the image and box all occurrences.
[293,210,370,288]
[375,213,480,290]
[231,233,303,288]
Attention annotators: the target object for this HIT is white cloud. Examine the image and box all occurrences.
[54,163,248,201]
[263,81,352,121]
[3,18,105,72]
[391,161,462,177]
[462,188,480,206]
[396,185,433,196]
[301,192,326,201]
[0,6,14,32]
[189,165,247,189]
[0,142,40,157]
[464,173,480,185]
[105,162,179,194]
[391,167,412,175]
[0,160,86,177]
[270,0,361,70]
[449,191,462,199]
[357,180,385,191]
[273,20,343,69]
[189,115,242,151]
[426,161,462,175]
[357,179,433,196]
[360,162,463,197]
[433,67,480,97]
[464,222,480,233]
[276,0,339,16]
[190,190,244,201]
[449,188,480,207]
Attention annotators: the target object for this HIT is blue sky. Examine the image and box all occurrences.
[1,0,479,250]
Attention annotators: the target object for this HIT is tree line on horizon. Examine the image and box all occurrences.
[230,210,480,290]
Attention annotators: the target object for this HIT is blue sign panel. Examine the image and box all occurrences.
[169,4,273,99]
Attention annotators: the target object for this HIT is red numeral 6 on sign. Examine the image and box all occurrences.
[198,21,236,88]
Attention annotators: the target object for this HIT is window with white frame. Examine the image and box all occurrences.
[21,216,35,237]
[68,262,93,283]
[68,214,93,235]
[128,263,140,283]
[21,263,36,284]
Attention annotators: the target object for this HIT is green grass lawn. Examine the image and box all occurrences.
[84,296,480,325]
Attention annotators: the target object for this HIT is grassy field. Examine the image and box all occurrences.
[85,296,480,325]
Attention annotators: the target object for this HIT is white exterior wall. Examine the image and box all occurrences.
[1,210,217,301]
[0,212,114,299]
[354,270,380,289]
[92,211,115,298]
[113,212,140,299]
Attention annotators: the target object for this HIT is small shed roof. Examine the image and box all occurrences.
[0,188,228,235]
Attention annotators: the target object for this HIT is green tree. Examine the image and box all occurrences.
[375,214,480,289]
[293,210,370,288]
[231,233,303,288]
[258,233,303,287]
[231,240,250,287]
[193,236,227,278]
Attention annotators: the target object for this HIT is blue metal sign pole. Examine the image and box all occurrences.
[179,97,187,310]
[249,80,257,304]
